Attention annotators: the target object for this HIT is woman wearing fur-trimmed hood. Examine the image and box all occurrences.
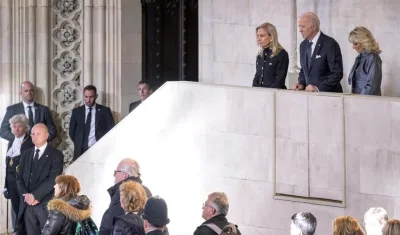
[41,175,94,235]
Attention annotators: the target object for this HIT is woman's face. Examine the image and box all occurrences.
[12,122,25,138]
[54,184,60,197]
[352,42,364,53]
[257,28,273,48]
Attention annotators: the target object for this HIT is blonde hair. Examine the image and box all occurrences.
[333,216,365,235]
[349,27,381,54]
[119,181,147,213]
[383,220,400,235]
[256,22,284,57]
[208,192,229,216]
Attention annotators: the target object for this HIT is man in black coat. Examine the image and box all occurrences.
[293,12,343,93]
[0,81,57,141]
[69,85,115,161]
[194,192,241,235]
[128,80,153,113]
[16,123,64,235]
[99,159,152,235]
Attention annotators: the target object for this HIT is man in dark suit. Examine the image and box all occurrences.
[293,12,343,92]
[128,80,153,113]
[16,123,64,235]
[0,81,57,141]
[69,85,115,161]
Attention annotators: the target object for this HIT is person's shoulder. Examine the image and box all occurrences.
[6,102,22,111]
[320,32,339,45]
[277,48,288,57]
[194,224,213,235]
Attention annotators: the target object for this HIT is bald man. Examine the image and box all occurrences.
[99,158,152,235]
[0,81,57,142]
[293,12,343,93]
[16,123,64,235]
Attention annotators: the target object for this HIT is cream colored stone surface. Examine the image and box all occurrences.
[64,82,400,235]
[199,0,400,96]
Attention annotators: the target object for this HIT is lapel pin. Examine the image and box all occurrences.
[46,155,48,158]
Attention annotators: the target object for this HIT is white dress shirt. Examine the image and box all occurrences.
[310,30,321,56]
[7,135,25,157]
[23,101,35,121]
[34,142,48,160]
[85,104,97,147]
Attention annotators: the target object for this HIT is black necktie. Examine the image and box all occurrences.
[33,149,40,164]
[83,107,92,149]
[27,106,34,129]
[307,41,313,68]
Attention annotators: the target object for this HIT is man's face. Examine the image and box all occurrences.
[138,84,152,101]
[20,83,35,103]
[202,199,215,221]
[84,89,97,107]
[12,122,25,138]
[290,221,301,235]
[114,164,127,184]
[31,125,49,147]
[298,16,315,40]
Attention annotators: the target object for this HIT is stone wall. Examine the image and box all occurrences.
[66,82,400,235]
[199,0,400,96]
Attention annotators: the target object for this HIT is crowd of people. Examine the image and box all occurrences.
[291,208,400,235]
[0,9,391,235]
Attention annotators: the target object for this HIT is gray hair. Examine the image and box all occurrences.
[302,12,320,30]
[119,159,141,177]
[208,192,229,216]
[364,207,388,225]
[9,114,30,134]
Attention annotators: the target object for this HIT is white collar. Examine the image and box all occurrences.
[85,104,96,110]
[22,101,34,108]
[15,135,25,142]
[310,30,321,45]
[35,142,48,153]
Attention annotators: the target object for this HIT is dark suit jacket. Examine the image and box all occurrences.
[4,134,34,188]
[16,145,64,219]
[0,102,57,141]
[69,104,115,160]
[252,48,289,89]
[129,100,141,113]
[298,32,344,92]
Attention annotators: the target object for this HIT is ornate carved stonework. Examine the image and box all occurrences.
[51,0,82,167]
[52,21,82,48]
[53,0,79,18]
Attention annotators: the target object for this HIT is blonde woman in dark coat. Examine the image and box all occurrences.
[348,26,382,95]
[252,22,289,89]
[112,181,147,235]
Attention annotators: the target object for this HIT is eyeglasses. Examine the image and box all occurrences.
[202,203,215,210]
[114,170,124,176]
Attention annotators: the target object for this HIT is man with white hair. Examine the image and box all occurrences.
[293,12,343,93]
[364,207,388,235]
[99,158,152,235]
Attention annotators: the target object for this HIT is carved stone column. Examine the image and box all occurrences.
[51,0,83,166]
